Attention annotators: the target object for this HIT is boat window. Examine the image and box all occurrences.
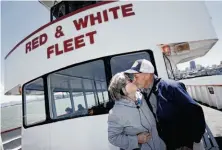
[48,60,112,119]
[50,1,100,21]
[23,78,46,126]
[73,92,86,111]
[110,51,152,75]
[54,91,72,117]
[96,81,108,104]
[103,91,109,102]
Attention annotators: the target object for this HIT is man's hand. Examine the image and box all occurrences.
[137,132,151,144]
[179,146,192,150]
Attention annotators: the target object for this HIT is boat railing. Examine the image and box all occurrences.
[1,127,22,150]
[203,125,220,150]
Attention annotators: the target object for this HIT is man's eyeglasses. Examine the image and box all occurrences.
[124,73,134,82]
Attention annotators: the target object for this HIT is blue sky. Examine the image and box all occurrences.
[1,1,222,93]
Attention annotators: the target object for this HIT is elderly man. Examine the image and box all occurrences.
[124,59,206,150]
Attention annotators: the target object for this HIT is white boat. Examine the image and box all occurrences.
[3,1,221,150]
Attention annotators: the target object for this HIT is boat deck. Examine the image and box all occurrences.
[201,105,222,149]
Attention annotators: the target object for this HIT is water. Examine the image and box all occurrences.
[1,92,108,132]
[1,104,22,131]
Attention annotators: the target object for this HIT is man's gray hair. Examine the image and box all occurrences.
[108,72,128,101]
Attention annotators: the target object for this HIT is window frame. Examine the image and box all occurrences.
[47,71,107,120]
[163,53,175,80]
[22,77,48,128]
[50,1,100,22]
[22,49,157,128]
[110,51,157,76]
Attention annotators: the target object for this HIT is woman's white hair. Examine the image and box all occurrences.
[108,72,128,101]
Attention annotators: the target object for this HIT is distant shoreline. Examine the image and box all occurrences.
[1,103,22,108]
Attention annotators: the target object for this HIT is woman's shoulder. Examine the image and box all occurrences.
[109,101,126,115]
[108,105,125,125]
[108,100,132,120]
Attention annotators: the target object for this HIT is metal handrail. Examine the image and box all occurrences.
[203,125,220,150]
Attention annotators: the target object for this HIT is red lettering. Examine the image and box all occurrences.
[73,16,89,31]
[103,10,109,22]
[47,45,54,59]
[64,38,74,53]
[109,6,120,19]
[86,31,97,44]
[121,4,135,17]
[26,33,48,54]
[55,44,63,56]
[26,42,31,53]
[75,35,85,49]
[32,37,39,50]
[46,32,97,58]
[90,12,102,26]
[40,33,48,46]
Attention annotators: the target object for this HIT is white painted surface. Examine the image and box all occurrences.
[49,114,119,150]
[4,1,219,150]
[22,125,50,150]
[181,75,222,109]
[21,114,119,150]
[181,75,222,85]
[4,1,217,93]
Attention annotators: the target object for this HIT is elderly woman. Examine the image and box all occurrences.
[108,72,165,150]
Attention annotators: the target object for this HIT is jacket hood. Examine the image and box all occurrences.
[115,92,143,108]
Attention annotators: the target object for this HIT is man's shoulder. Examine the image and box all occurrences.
[159,78,181,89]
